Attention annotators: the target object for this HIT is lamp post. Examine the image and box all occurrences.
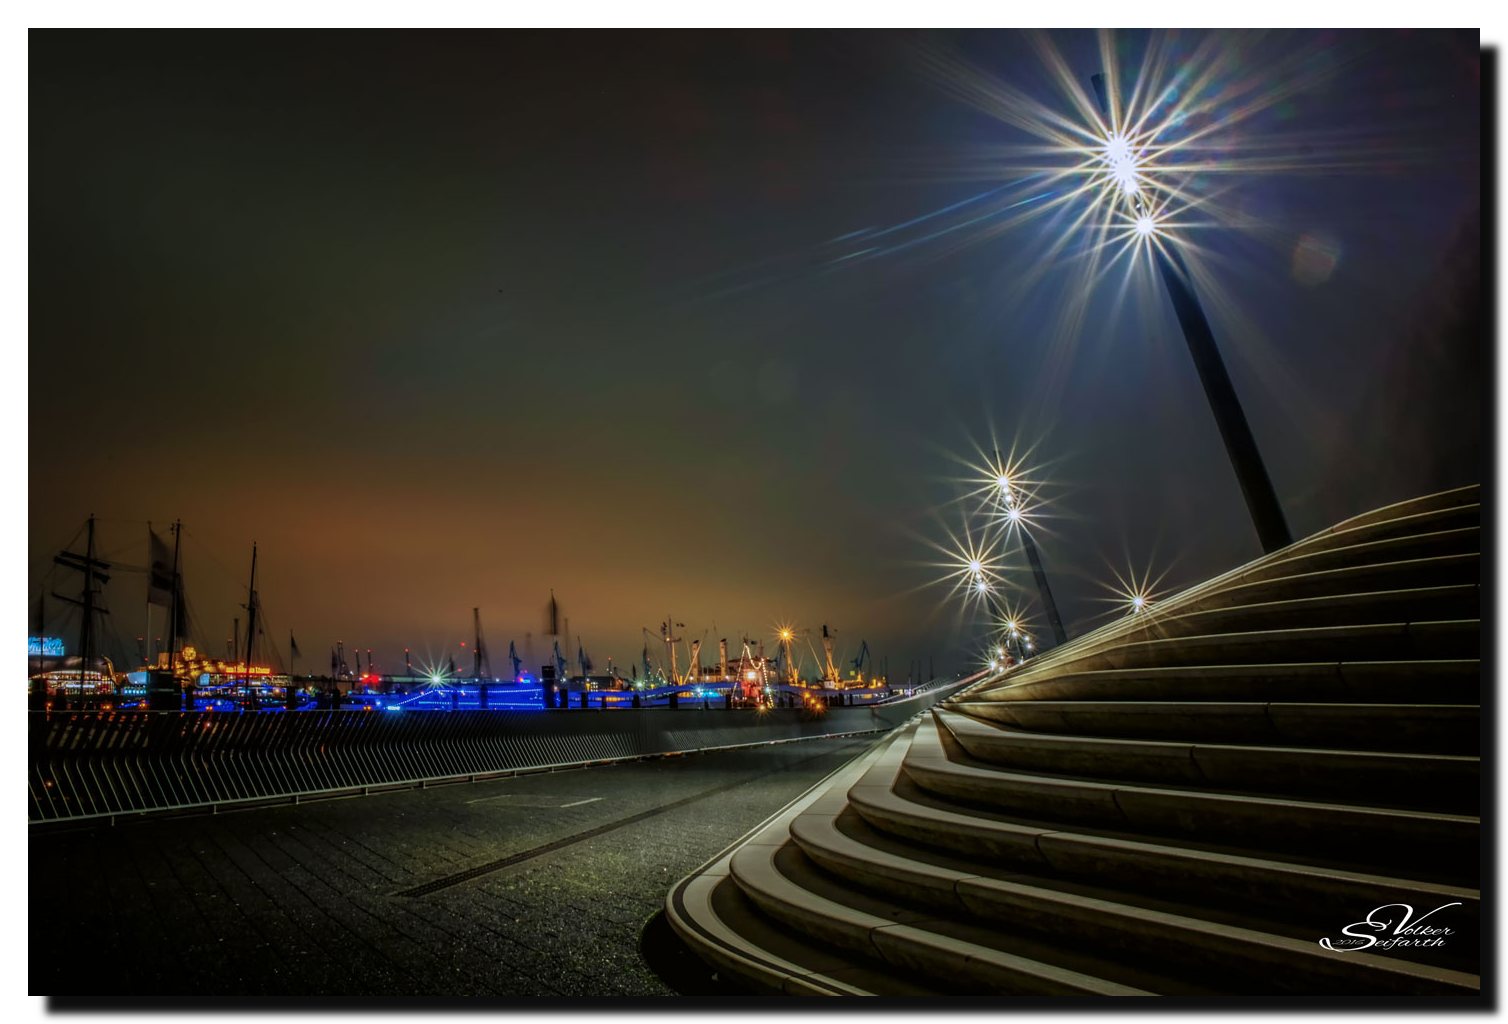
[993,451,1069,647]
[1090,72,1292,555]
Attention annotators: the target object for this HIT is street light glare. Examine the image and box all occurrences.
[1135,214,1157,238]
[1101,131,1141,195]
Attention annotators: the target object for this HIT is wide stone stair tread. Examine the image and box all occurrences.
[1241,528,1479,581]
[984,501,1480,688]
[901,721,1478,876]
[932,708,1479,810]
[1129,584,1480,639]
[1181,560,1479,615]
[1012,620,1478,675]
[730,840,1181,995]
[787,804,1477,994]
[1320,487,1477,531]
[845,764,1478,936]
[1299,502,1480,551]
[1126,505,1481,630]
[953,699,1479,753]
[974,660,1480,705]
[673,871,946,996]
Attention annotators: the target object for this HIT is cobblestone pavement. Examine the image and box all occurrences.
[31,734,880,997]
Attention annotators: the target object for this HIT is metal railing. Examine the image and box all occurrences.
[29,681,968,825]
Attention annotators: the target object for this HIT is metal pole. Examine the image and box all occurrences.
[1017,527,1068,647]
[994,448,1069,647]
[1090,71,1291,555]
[80,515,96,705]
[242,543,258,711]
[166,521,181,679]
[1152,244,1292,553]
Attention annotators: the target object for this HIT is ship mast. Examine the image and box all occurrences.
[663,616,682,685]
[53,515,111,701]
[821,624,839,686]
[473,607,489,681]
[241,542,258,709]
[166,520,182,679]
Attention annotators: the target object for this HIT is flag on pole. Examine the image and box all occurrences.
[147,528,174,607]
[289,632,301,659]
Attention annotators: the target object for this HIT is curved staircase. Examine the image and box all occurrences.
[664,486,1482,996]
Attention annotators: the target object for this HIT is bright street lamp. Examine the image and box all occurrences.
[993,449,1068,647]
[1090,72,1292,554]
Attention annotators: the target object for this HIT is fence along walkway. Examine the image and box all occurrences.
[29,682,971,824]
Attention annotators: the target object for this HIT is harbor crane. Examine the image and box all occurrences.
[820,624,841,686]
[851,640,871,679]
[777,627,801,685]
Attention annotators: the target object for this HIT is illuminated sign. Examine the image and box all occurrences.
[218,663,273,676]
[28,637,64,657]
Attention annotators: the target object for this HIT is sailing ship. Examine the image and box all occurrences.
[32,518,290,710]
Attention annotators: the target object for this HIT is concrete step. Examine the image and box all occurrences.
[662,725,956,996]
[1239,528,1479,584]
[901,719,1478,880]
[1091,585,1479,648]
[846,762,1479,940]
[970,660,1480,705]
[667,871,945,995]
[1159,506,1481,629]
[954,700,1479,754]
[1012,620,1478,676]
[1321,487,1478,533]
[934,709,1478,811]
[1297,503,1480,555]
[1182,561,1479,616]
[730,840,1180,995]
[789,805,1477,994]
[984,507,1479,692]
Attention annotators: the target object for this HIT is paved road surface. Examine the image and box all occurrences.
[31,734,881,997]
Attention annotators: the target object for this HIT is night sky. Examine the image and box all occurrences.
[29,29,1482,679]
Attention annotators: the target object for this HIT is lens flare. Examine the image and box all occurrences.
[1093,557,1174,622]
[1100,131,1143,196]
[921,520,1009,607]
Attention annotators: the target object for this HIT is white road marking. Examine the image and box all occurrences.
[559,797,603,808]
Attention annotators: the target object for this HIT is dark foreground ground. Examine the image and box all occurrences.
[31,735,880,997]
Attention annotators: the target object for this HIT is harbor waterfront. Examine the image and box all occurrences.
[27,25,1483,1006]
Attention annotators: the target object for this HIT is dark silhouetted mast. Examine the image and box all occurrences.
[166,521,182,678]
[53,515,111,698]
[473,608,488,680]
[242,543,259,708]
